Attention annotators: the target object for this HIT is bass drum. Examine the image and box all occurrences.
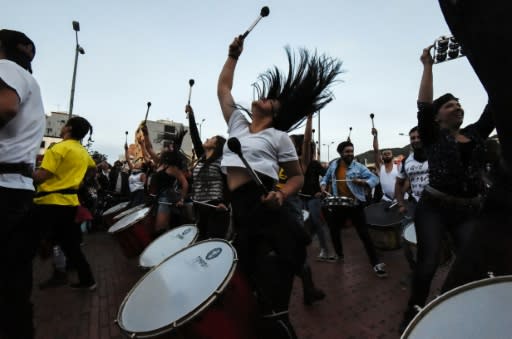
[138,224,198,270]
[108,207,155,258]
[102,201,130,228]
[364,201,412,250]
[117,240,257,339]
[402,275,512,339]
[402,222,453,269]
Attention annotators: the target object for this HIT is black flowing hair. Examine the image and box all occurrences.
[204,135,226,164]
[67,116,93,143]
[252,47,343,132]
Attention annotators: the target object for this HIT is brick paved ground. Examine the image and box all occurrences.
[32,228,449,339]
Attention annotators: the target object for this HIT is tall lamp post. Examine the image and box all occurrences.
[197,118,206,138]
[323,141,335,161]
[69,20,85,118]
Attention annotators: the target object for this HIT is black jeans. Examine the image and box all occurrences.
[195,203,230,240]
[322,204,379,266]
[231,182,307,339]
[0,187,39,339]
[34,204,95,285]
[408,192,477,308]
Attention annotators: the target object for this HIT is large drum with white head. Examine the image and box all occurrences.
[401,275,512,339]
[138,225,198,269]
[113,204,146,222]
[102,201,130,227]
[117,239,256,338]
[108,207,154,258]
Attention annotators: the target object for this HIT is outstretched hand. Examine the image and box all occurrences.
[185,105,193,116]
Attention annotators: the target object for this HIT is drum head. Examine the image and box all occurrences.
[138,225,198,269]
[118,240,237,337]
[402,276,512,339]
[403,222,416,244]
[108,207,151,234]
[113,204,145,221]
[103,201,130,216]
[364,201,407,227]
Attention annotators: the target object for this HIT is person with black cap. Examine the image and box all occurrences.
[320,141,388,278]
[400,45,495,332]
[0,29,45,339]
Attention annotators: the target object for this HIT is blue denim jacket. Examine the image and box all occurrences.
[320,158,379,202]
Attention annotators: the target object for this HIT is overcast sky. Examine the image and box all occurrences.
[2,0,488,162]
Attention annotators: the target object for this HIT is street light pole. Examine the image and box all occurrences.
[197,118,205,138]
[69,21,85,119]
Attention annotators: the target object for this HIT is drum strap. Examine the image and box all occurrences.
[35,188,79,197]
[0,162,33,178]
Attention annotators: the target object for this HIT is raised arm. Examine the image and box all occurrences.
[124,144,134,171]
[185,105,205,159]
[418,45,434,104]
[217,37,244,124]
[372,128,382,169]
[301,114,313,169]
[140,124,159,163]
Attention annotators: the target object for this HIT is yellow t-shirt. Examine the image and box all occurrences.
[34,139,96,206]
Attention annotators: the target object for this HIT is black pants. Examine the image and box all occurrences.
[195,203,230,241]
[408,192,477,308]
[231,182,307,339]
[322,204,379,266]
[0,187,39,339]
[34,204,95,285]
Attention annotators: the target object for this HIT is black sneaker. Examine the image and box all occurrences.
[70,282,97,291]
[38,271,68,290]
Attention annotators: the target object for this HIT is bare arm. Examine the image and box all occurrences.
[124,145,134,171]
[140,124,159,163]
[218,37,244,124]
[372,128,382,168]
[395,177,410,213]
[418,45,434,103]
[0,80,20,128]
[33,168,54,185]
[166,166,189,205]
[301,114,313,170]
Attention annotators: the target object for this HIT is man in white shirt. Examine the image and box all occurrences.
[0,29,45,339]
[372,128,401,201]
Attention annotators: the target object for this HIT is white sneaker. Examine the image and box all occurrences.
[316,249,328,261]
[373,263,388,278]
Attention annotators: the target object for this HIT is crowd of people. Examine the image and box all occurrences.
[1,2,511,337]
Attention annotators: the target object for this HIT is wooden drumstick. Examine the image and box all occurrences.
[370,113,375,129]
[187,79,195,105]
[124,131,128,144]
[348,127,352,141]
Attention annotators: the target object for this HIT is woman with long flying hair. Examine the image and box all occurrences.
[218,35,342,338]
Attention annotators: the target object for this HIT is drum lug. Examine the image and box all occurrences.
[413,305,422,312]
[487,271,495,278]
[130,333,137,338]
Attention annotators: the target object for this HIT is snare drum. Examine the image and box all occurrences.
[365,201,410,250]
[113,204,146,222]
[321,196,355,208]
[117,240,257,339]
[402,275,512,339]
[138,225,198,269]
[102,201,130,228]
[402,222,453,268]
[108,207,155,258]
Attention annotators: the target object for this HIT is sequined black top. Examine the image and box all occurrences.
[417,101,494,198]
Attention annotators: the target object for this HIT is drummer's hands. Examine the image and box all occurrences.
[185,105,193,116]
[353,178,367,186]
[216,203,228,211]
[261,190,284,209]
[228,36,244,60]
[314,192,323,198]
[421,45,434,66]
[371,128,378,136]
[175,199,184,207]
[140,124,149,137]
[398,205,408,214]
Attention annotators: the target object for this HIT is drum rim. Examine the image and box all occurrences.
[401,274,512,338]
[117,238,238,338]
[113,204,146,221]
[137,224,199,269]
[401,222,416,245]
[107,207,152,234]
[102,201,130,216]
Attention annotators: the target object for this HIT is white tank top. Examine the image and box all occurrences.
[379,164,399,201]
[128,172,144,192]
